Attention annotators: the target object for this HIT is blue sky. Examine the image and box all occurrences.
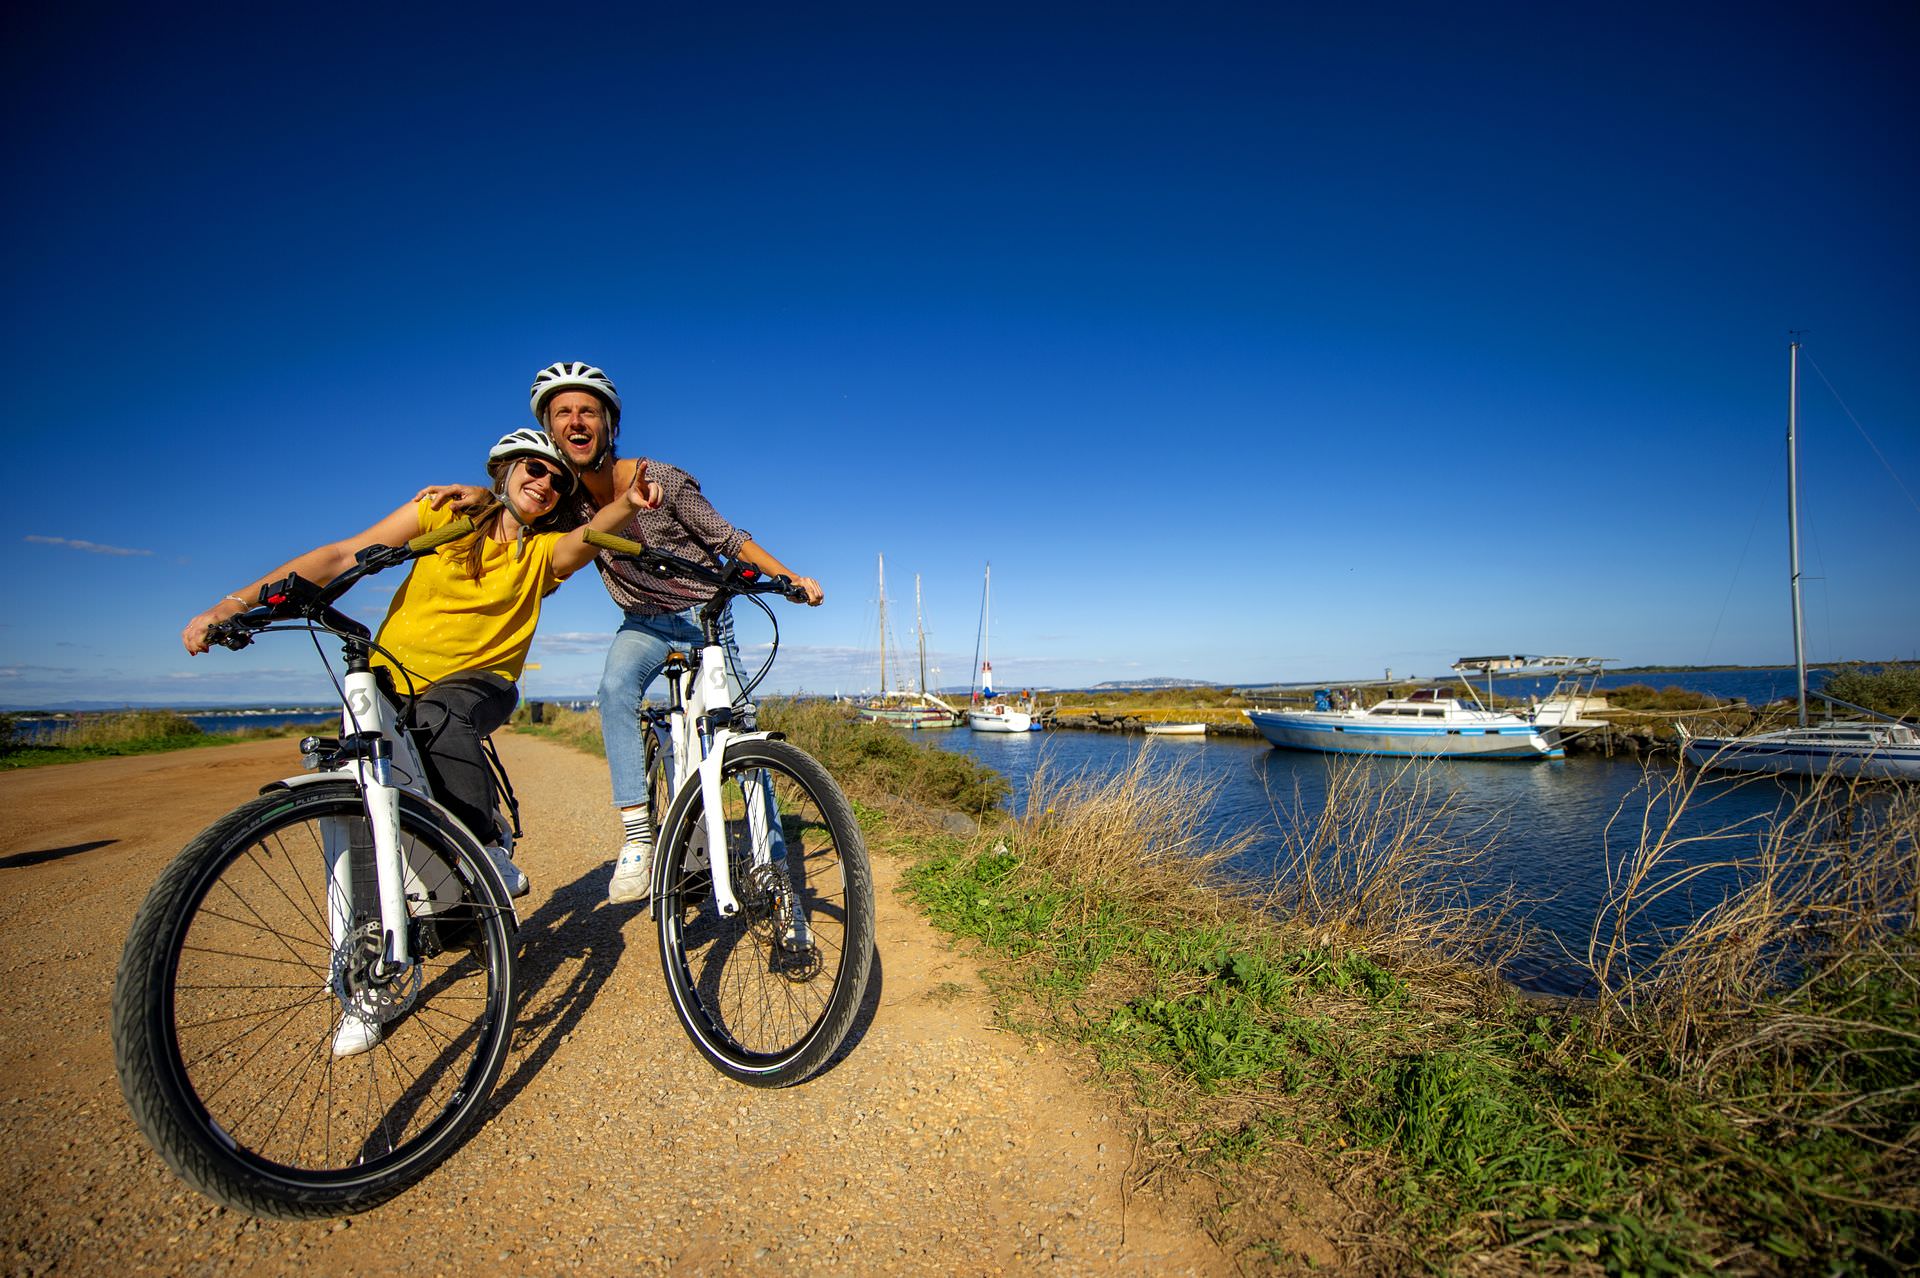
[4,3,1916,707]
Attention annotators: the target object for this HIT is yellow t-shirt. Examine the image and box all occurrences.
[371,501,565,690]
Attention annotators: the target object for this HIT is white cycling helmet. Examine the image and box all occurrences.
[530,361,621,426]
[487,428,576,495]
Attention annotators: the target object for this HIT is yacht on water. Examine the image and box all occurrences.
[857,555,962,729]
[966,563,1041,732]
[1677,340,1920,782]
[1243,686,1562,760]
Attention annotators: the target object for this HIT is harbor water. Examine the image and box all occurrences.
[928,719,1846,999]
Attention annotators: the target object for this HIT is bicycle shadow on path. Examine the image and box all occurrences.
[491,858,886,1107]
[486,865,646,1112]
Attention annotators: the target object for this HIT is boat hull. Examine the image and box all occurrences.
[1682,732,1920,781]
[968,707,1037,733]
[1243,708,1561,760]
[1144,723,1206,736]
[859,706,960,729]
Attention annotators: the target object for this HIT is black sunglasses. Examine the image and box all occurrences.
[519,459,566,484]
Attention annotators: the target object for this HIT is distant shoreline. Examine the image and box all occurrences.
[7,658,1915,715]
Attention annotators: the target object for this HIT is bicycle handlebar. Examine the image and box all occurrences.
[207,518,477,651]
[582,529,810,604]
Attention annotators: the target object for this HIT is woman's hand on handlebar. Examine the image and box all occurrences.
[787,576,824,606]
[183,599,246,655]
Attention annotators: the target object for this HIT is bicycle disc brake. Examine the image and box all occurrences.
[746,863,822,982]
[331,920,424,1024]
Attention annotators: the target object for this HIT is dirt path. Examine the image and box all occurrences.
[0,735,1230,1276]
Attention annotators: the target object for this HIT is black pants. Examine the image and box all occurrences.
[404,672,518,846]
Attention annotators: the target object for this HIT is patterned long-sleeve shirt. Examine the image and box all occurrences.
[567,459,751,616]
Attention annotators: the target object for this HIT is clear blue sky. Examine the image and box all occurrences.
[4,3,1916,707]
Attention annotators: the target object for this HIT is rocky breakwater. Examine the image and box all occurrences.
[1048,710,1259,738]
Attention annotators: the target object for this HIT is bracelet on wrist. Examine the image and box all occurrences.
[225,594,251,609]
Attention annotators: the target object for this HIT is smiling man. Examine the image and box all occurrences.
[528,361,824,904]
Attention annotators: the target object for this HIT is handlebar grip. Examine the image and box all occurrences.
[407,517,475,554]
[206,620,254,651]
[584,529,647,557]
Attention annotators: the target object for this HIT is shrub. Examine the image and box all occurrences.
[1822,663,1920,719]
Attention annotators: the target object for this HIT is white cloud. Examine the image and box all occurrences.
[535,631,616,655]
[24,535,154,557]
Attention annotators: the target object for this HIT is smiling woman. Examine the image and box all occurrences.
[174,429,662,933]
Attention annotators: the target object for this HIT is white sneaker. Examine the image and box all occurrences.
[332,1008,382,1058]
[608,842,654,905]
[485,846,530,898]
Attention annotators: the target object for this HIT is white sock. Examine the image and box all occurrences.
[621,806,653,848]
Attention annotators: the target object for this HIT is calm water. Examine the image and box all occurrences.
[10,711,334,742]
[928,723,1823,998]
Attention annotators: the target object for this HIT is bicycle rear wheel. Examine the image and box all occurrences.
[654,738,874,1086]
[112,780,519,1218]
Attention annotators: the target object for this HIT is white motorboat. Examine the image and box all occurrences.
[1144,723,1206,736]
[1243,688,1562,760]
[1679,340,1920,782]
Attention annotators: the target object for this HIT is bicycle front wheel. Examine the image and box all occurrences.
[654,738,874,1086]
[112,781,519,1218]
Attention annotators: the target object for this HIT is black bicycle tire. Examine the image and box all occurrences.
[653,737,874,1086]
[111,780,519,1218]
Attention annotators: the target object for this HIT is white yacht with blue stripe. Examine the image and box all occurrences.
[1242,687,1562,760]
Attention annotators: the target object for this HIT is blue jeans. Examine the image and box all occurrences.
[601,607,722,808]
[598,606,784,860]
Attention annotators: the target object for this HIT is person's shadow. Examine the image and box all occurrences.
[485,866,647,1110]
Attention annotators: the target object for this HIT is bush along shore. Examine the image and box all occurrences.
[0,709,331,769]
[517,697,1918,1274]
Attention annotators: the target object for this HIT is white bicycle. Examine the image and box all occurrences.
[112,519,527,1219]
[583,530,875,1087]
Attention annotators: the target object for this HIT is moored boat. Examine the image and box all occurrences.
[1680,720,1920,780]
[1243,688,1561,760]
[860,555,963,729]
[1678,340,1920,782]
[1144,722,1206,736]
[966,564,1041,732]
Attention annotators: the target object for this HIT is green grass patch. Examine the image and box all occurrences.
[891,758,1920,1274]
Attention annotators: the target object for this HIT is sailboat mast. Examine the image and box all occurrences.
[915,574,929,696]
[982,562,992,681]
[1787,339,1808,727]
[877,553,888,698]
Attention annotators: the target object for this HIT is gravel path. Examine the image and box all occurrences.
[1,735,1230,1276]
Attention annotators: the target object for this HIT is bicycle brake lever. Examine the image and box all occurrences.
[208,620,255,651]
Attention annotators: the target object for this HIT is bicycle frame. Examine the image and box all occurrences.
[650,626,782,920]
[271,647,518,974]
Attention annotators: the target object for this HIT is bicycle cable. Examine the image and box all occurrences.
[729,589,781,703]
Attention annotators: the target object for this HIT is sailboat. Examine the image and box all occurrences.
[1678,340,1920,781]
[857,555,963,730]
[966,562,1041,733]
